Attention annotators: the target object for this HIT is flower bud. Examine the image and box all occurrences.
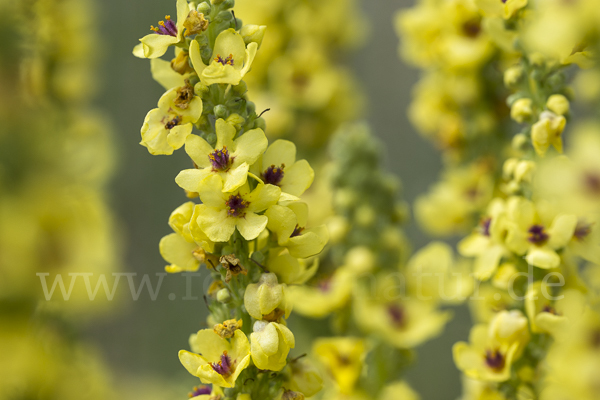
[197,2,211,14]
[504,65,523,87]
[244,273,292,321]
[355,205,375,227]
[546,94,569,115]
[232,81,248,96]
[213,104,229,119]
[226,113,245,130]
[344,246,375,274]
[511,133,528,151]
[171,51,193,75]
[510,98,533,123]
[488,310,530,357]
[531,111,566,156]
[194,81,209,96]
[254,117,266,130]
[240,25,267,48]
[217,288,232,303]
[282,390,305,400]
[250,321,295,371]
[288,359,323,397]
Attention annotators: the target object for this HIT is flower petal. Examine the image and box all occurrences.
[185,134,215,168]
[176,168,212,193]
[280,160,314,197]
[232,128,268,166]
[263,140,296,169]
[237,212,268,240]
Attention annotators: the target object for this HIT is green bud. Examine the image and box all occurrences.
[211,0,225,4]
[194,82,209,96]
[246,101,256,115]
[221,0,235,8]
[240,24,267,48]
[214,104,228,118]
[232,81,247,96]
[197,2,211,14]
[254,117,266,131]
[217,288,231,303]
[215,10,233,23]
[206,132,217,146]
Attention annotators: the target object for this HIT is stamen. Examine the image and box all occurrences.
[462,18,481,38]
[214,54,234,66]
[485,349,505,371]
[574,220,593,241]
[387,304,406,328]
[479,217,492,237]
[151,15,178,36]
[208,146,233,171]
[528,225,549,245]
[291,225,304,237]
[262,164,285,186]
[165,116,181,130]
[188,385,212,398]
[226,194,249,218]
[211,351,233,376]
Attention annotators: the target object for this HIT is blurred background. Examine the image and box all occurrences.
[84,0,471,398]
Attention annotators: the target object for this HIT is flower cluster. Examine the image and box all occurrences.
[233,0,367,153]
[0,0,120,397]
[134,1,329,398]
[289,125,470,399]
[397,0,600,398]
[396,0,514,237]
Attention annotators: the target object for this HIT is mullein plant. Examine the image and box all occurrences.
[232,0,366,154]
[133,0,329,398]
[399,0,600,399]
[396,0,515,238]
[0,0,119,397]
[288,124,472,400]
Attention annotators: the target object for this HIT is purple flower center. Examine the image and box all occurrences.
[318,278,332,293]
[209,146,233,171]
[151,15,178,37]
[165,116,181,130]
[485,350,505,371]
[528,224,549,245]
[189,385,212,398]
[542,305,558,315]
[462,19,481,38]
[387,304,406,328]
[226,194,249,217]
[480,217,492,237]
[214,54,234,66]
[574,220,593,241]
[592,330,600,348]
[211,352,233,376]
[262,164,285,186]
[584,172,600,195]
[291,225,304,237]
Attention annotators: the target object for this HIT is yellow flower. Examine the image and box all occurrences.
[313,337,366,395]
[406,241,474,302]
[288,268,353,318]
[244,273,292,321]
[265,203,328,258]
[458,199,508,280]
[150,51,195,90]
[140,86,203,155]
[510,98,533,123]
[179,329,251,388]
[525,283,586,335]
[380,381,420,400]
[176,119,267,193]
[531,111,566,156]
[469,284,519,323]
[453,323,520,382]
[192,175,281,242]
[250,321,295,371]
[503,197,577,269]
[546,94,570,116]
[487,310,530,358]
[133,0,190,59]
[240,24,267,48]
[265,247,319,285]
[190,29,257,86]
[287,358,324,397]
[353,278,451,348]
[250,140,314,197]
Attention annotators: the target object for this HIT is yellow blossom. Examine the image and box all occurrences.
[313,337,366,395]
[265,247,319,285]
[244,273,292,321]
[510,98,533,123]
[190,29,257,86]
[176,119,267,193]
[265,203,328,258]
[546,94,570,116]
[179,329,251,388]
[531,111,566,156]
[133,0,191,59]
[192,175,281,242]
[288,268,353,318]
[140,86,203,155]
[250,321,295,371]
